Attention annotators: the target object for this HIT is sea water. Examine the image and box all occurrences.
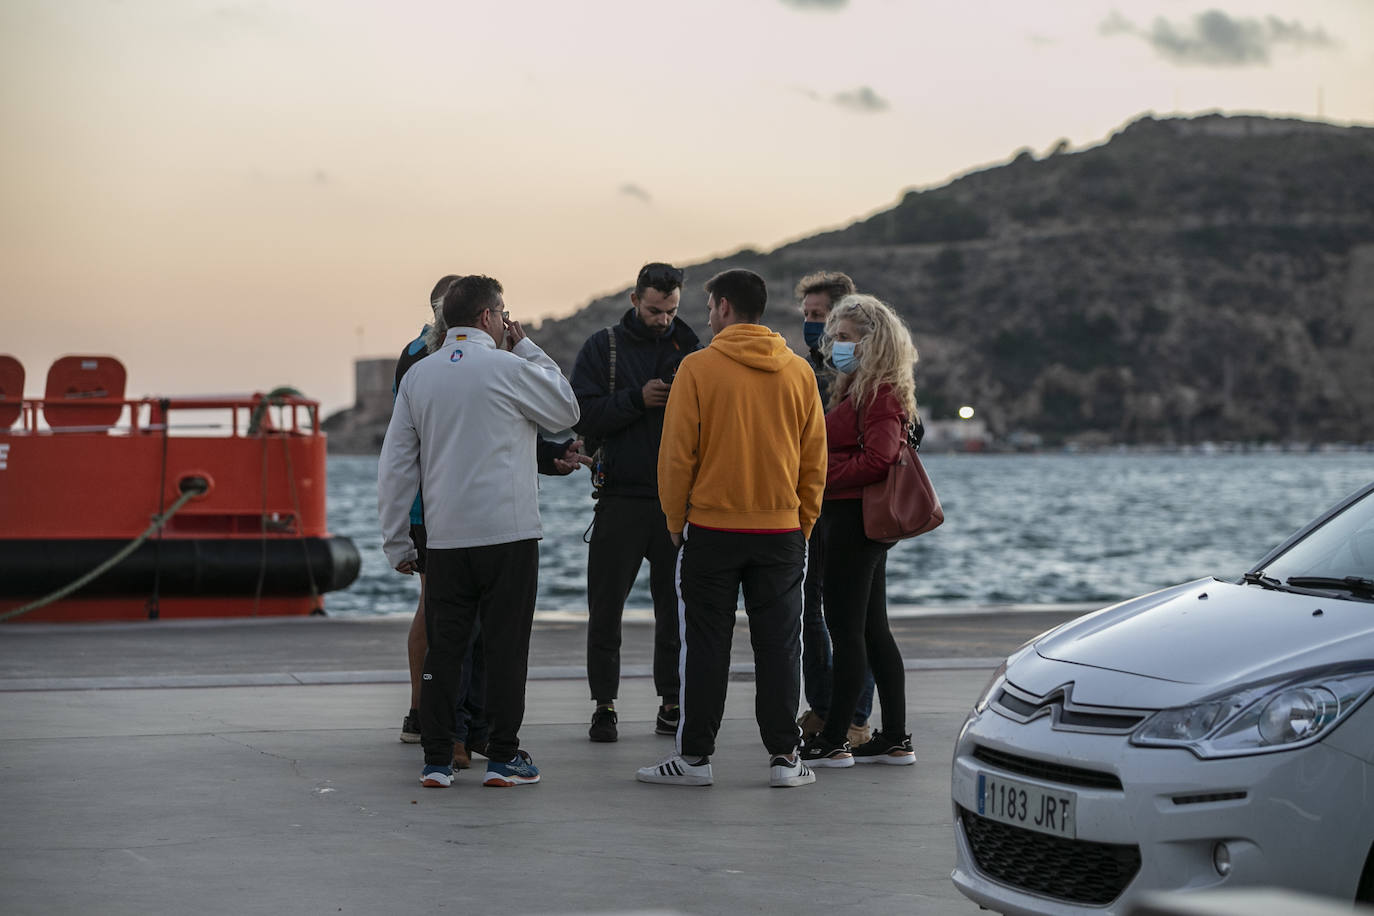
[326,452,1372,619]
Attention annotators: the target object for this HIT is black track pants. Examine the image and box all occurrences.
[586,496,681,704]
[420,539,538,765]
[677,525,805,758]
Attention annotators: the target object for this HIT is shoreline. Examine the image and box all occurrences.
[0,605,1083,693]
[0,601,1099,633]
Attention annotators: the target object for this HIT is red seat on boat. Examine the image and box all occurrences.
[43,356,128,429]
[0,355,22,428]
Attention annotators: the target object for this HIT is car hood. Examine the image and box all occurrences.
[1020,579,1374,707]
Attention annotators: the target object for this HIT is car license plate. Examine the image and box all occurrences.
[977,772,1077,839]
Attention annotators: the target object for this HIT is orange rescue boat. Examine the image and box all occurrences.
[0,354,360,623]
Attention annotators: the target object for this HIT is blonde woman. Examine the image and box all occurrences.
[798,294,918,768]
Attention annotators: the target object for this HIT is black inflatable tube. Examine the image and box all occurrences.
[0,537,361,597]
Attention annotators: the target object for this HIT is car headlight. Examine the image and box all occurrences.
[973,657,1009,715]
[972,634,1054,715]
[1132,665,1374,758]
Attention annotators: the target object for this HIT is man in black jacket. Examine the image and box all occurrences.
[571,262,700,742]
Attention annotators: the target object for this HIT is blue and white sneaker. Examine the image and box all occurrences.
[420,764,453,788]
[483,749,541,787]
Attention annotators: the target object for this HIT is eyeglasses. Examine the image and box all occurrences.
[487,307,510,321]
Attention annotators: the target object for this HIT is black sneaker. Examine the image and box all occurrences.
[851,731,916,766]
[589,705,618,742]
[655,704,680,736]
[400,709,421,744]
[798,735,855,768]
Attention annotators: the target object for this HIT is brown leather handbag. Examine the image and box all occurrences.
[861,417,944,543]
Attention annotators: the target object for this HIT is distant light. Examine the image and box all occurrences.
[958,406,975,420]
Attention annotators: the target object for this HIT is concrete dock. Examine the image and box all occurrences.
[0,609,1082,915]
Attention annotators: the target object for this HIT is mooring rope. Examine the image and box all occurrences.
[0,483,206,623]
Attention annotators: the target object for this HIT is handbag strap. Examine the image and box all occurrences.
[856,399,921,452]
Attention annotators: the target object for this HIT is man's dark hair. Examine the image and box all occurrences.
[430,274,461,306]
[705,269,767,322]
[634,262,685,298]
[442,275,504,328]
[794,271,854,307]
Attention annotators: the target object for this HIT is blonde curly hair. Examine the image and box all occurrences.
[424,277,457,352]
[424,304,449,353]
[823,293,919,418]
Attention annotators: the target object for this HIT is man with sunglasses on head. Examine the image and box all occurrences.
[380,274,581,789]
[571,262,700,743]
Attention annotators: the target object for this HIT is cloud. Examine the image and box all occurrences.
[779,0,849,10]
[832,86,890,113]
[1101,8,1335,67]
[619,183,652,204]
[792,84,891,113]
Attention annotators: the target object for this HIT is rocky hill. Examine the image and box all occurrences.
[532,113,1374,446]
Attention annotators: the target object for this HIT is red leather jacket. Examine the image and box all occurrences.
[824,384,906,500]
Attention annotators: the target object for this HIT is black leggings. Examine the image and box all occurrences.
[818,498,905,744]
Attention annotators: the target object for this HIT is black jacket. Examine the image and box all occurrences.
[571,308,701,498]
[808,345,834,406]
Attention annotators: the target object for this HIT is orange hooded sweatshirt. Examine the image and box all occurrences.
[657,323,827,539]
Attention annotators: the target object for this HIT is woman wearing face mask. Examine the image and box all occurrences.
[799,293,920,768]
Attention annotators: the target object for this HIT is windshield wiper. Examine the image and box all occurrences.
[1285,576,1374,599]
[1242,570,1286,590]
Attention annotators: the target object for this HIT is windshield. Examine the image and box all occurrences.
[1262,489,1374,586]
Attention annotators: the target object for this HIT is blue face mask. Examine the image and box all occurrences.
[831,341,860,374]
[802,321,826,349]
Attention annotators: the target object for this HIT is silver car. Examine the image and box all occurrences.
[951,481,1374,914]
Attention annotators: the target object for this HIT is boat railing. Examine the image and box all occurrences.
[3,394,323,437]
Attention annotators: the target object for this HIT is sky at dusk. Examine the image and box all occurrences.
[3,0,1372,415]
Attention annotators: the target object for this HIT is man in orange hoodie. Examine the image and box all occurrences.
[636,268,828,788]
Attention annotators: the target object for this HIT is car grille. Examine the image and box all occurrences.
[973,746,1123,790]
[959,807,1141,905]
[994,688,1147,733]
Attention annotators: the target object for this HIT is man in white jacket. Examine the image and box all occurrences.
[379,274,581,789]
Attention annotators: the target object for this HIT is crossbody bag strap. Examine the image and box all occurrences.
[589,327,618,499]
[606,326,617,393]
[856,398,916,454]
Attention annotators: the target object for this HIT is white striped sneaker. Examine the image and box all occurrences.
[636,754,713,786]
[769,754,816,788]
